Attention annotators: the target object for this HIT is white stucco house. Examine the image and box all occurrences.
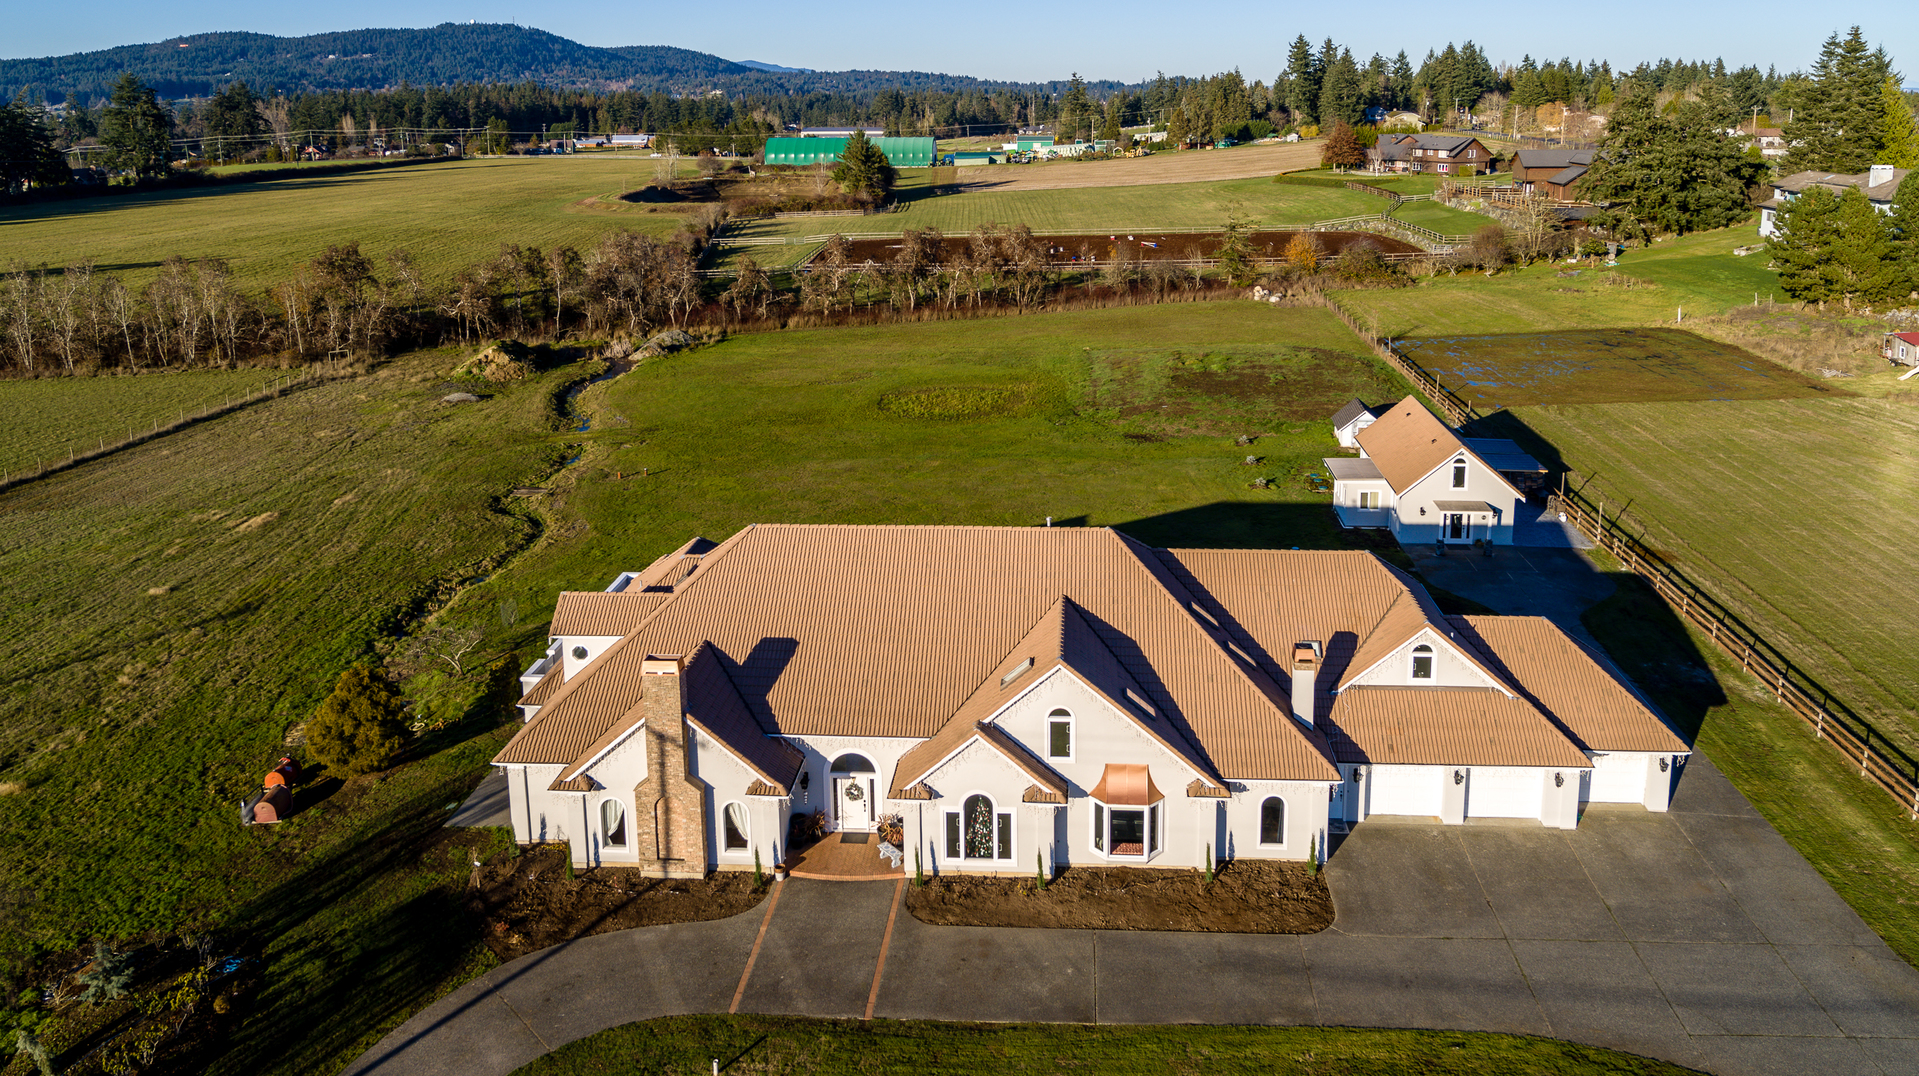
[1330,398,1388,448]
[494,523,1688,877]
[1326,396,1546,545]
[1758,163,1910,238]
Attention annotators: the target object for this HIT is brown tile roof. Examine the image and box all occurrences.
[519,660,564,707]
[551,591,664,637]
[1447,616,1689,754]
[1325,686,1592,768]
[1186,779,1230,798]
[520,524,1334,783]
[548,773,596,792]
[1022,785,1067,804]
[1354,396,1522,499]
[745,779,786,797]
[889,717,1068,800]
[681,644,804,794]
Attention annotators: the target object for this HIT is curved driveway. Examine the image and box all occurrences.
[343,757,1919,1076]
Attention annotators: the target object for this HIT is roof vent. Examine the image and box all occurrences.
[1000,657,1034,687]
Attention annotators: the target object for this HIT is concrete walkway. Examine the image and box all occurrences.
[342,757,1919,1076]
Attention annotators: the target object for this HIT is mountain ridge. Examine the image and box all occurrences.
[0,23,1092,103]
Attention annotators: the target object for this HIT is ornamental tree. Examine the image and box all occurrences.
[306,665,408,778]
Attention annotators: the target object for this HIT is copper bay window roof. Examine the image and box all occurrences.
[1089,763,1162,806]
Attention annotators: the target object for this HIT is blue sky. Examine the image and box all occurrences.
[7,0,1913,84]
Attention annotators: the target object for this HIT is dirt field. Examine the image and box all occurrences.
[469,845,769,960]
[1397,328,1839,407]
[841,229,1417,265]
[906,859,1333,932]
[1086,342,1412,437]
[960,140,1324,191]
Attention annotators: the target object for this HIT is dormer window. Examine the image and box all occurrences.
[1411,644,1435,680]
[1451,460,1467,488]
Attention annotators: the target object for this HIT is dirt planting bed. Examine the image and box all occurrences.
[842,230,1418,266]
[905,859,1333,933]
[469,845,768,961]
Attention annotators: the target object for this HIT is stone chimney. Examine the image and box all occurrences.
[1869,163,1895,189]
[633,655,709,878]
[1291,642,1321,727]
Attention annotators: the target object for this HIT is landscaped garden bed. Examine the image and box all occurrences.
[905,859,1332,933]
[469,845,768,960]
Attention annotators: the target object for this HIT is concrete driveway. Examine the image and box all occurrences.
[342,757,1919,1076]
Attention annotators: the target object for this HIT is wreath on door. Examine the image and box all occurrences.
[844,783,864,802]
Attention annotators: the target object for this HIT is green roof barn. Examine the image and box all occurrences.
[763,136,937,168]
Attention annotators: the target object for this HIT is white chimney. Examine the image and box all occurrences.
[1291,642,1322,727]
[1869,163,1894,189]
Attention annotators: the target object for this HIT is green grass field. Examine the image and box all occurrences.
[0,368,289,474]
[726,175,1384,244]
[513,1015,1705,1076]
[1396,328,1836,407]
[0,349,581,1075]
[1501,397,1919,757]
[454,303,1405,617]
[1334,228,1780,336]
[0,158,687,290]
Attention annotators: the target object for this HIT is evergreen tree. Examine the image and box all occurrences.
[1880,77,1919,168]
[1059,73,1092,141]
[1318,50,1363,128]
[1284,35,1320,126]
[1389,52,1414,110]
[1784,27,1891,173]
[1585,86,1764,238]
[1889,171,1919,298]
[99,73,173,178]
[306,665,408,778]
[202,80,266,159]
[1768,186,1903,303]
[0,100,69,196]
[831,129,895,199]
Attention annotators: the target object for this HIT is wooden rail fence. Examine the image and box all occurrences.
[1547,488,1919,819]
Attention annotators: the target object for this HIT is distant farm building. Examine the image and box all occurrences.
[1512,149,1595,200]
[762,136,937,168]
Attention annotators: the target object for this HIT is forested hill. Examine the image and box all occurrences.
[0,25,754,101]
[0,23,1125,104]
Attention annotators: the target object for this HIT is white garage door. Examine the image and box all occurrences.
[1466,767,1543,819]
[1588,753,1648,804]
[1368,765,1443,817]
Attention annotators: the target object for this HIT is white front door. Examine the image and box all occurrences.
[835,776,872,830]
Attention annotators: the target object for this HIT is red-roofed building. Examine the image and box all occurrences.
[1884,332,1919,367]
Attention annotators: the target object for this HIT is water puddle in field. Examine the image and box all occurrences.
[558,359,635,462]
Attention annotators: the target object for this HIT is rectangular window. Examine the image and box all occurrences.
[997,813,1012,860]
[1359,490,1379,509]
[1111,809,1145,855]
[1093,803,1105,851]
[1148,805,1160,855]
[1049,720,1071,758]
[944,812,961,859]
[1452,462,1467,488]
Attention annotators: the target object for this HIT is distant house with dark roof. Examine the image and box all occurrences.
[1512,149,1594,200]
[1330,398,1389,447]
[1759,164,1911,238]
[495,521,1687,877]
[1369,133,1493,175]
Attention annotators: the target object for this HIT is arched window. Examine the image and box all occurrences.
[1452,459,1467,488]
[1411,644,1435,680]
[943,793,1011,860]
[830,753,875,774]
[1047,708,1073,760]
[722,802,749,852]
[1260,797,1285,845]
[600,798,627,847]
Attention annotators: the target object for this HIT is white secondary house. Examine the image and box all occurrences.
[1758,163,1910,238]
[1327,396,1538,545]
[495,524,1689,877]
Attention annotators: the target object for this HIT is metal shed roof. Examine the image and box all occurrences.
[763,137,936,168]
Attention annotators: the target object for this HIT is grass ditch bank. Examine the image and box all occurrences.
[510,1014,1707,1075]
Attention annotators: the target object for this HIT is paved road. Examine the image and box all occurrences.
[342,757,1919,1076]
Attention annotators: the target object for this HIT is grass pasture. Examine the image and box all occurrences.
[0,157,687,290]
[514,1014,1706,1076]
[0,368,289,474]
[0,348,579,1075]
[1506,397,1919,756]
[1334,228,1781,336]
[483,303,1406,604]
[1397,328,1836,408]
